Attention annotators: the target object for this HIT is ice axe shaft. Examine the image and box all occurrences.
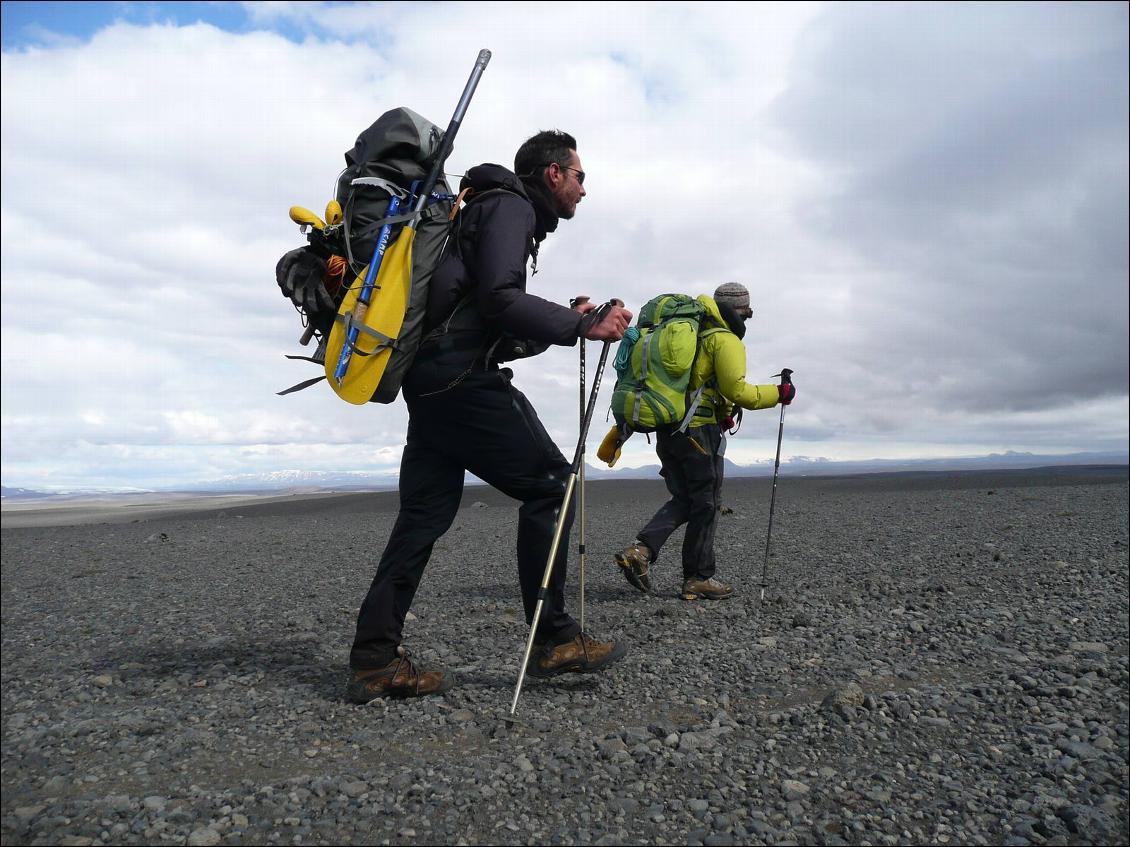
[761,368,793,601]
[510,302,616,715]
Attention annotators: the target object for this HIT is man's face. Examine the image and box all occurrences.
[546,150,586,219]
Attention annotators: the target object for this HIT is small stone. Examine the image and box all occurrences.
[821,683,865,711]
[142,796,168,812]
[92,674,113,688]
[187,828,222,846]
[1068,642,1109,653]
[782,780,810,801]
[104,794,132,812]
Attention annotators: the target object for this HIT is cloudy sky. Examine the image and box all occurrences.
[1,1,1127,491]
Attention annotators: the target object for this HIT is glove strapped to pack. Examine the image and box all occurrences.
[276,247,337,323]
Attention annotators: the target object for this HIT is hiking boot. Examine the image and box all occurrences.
[614,541,653,593]
[681,576,734,601]
[346,653,454,702]
[526,632,628,678]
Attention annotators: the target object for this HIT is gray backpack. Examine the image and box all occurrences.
[276,107,456,402]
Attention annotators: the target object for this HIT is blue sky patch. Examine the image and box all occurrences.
[0,1,314,50]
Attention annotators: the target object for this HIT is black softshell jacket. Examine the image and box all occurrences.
[415,164,582,379]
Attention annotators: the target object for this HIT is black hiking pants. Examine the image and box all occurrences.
[636,424,724,581]
[350,367,580,669]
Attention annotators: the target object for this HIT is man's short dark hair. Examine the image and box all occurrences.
[514,130,578,178]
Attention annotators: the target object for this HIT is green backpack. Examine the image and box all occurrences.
[610,294,723,433]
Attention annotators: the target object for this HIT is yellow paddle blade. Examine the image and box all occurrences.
[289,206,325,230]
[324,200,343,226]
[324,227,417,404]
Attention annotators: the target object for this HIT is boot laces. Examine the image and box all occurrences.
[578,632,602,662]
[390,654,422,694]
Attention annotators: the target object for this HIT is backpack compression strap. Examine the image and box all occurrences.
[631,328,656,426]
[276,314,400,396]
[334,311,400,358]
[277,374,327,396]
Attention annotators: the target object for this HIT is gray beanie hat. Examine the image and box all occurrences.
[713,281,752,317]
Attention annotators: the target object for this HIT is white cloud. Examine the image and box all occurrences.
[2,2,1126,490]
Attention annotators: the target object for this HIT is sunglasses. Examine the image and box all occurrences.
[552,163,585,185]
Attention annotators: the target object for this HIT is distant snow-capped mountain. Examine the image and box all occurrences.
[178,470,401,492]
[4,451,1124,499]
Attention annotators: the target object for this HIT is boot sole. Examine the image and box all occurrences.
[346,673,455,703]
[681,590,734,601]
[614,554,651,593]
[526,642,628,678]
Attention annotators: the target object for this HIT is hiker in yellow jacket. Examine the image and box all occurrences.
[614,282,795,599]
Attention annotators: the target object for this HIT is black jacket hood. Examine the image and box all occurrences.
[459,164,559,243]
[460,163,525,196]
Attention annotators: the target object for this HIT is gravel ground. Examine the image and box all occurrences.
[2,468,1127,846]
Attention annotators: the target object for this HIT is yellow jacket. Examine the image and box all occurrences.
[688,296,780,425]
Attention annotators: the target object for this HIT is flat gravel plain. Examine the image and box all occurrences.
[2,467,1127,846]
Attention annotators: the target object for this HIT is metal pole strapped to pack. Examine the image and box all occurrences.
[761,368,793,602]
[510,301,619,715]
[331,49,492,388]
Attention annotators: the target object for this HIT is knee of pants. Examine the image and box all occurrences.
[688,492,718,516]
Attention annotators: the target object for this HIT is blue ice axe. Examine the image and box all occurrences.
[332,190,409,385]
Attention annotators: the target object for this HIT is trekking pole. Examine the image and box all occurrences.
[510,301,619,715]
[570,296,591,632]
[761,368,793,602]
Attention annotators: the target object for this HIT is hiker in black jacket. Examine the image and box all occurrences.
[348,130,633,700]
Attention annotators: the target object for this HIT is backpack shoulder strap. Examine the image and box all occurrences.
[453,185,540,272]
[676,325,730,432]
